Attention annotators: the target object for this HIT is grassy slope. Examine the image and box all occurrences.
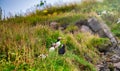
[0,0,120,71]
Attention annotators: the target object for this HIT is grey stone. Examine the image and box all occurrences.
[80,25,93,33]
[97,29,107,37]
[75,17,119,54]
[110,46,120,56]
[102,24,118,47]
[75,19,88,27]
[110,54,120,63]
[99,62,110,71]
[114,68,120,71]
[87,18,102,32]
[75,17,120,71]
[87,17,118,48]
[114,62,120,69]
[50,22,59,29]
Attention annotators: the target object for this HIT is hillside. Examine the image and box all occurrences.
[0,0,120,71]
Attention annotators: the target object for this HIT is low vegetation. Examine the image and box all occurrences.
[0,0,120,71]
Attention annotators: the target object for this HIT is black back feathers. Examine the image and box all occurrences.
[58,45,66,55]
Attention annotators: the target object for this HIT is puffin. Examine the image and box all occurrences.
[58,44,66,55]
[55,37,62,48]
[49,43,56,52]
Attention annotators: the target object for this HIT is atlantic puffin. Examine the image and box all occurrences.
[49,43,56,52]
[58,44,66,55]
[55,37,62,48]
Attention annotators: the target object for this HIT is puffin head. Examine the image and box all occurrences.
[62,44,65,48]
[57,37,62,41]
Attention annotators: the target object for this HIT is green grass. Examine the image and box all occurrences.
[0,0,120,71]
[0,23,108,71]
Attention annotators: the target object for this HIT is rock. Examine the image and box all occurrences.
[110,54,120,63]
[75,17,120,56]
[75,17,118,51]
[75,18,120,71]
[60,23,69,30]
[99,62,110,71]
[87,17,118,48]
[74,17,120,71]
[75,19,88,27]
[114,67,120,71]
[99,67,110,71]
[98,47,110,55]
[97,29,107,37]
[50,21,69,30]
[76,18,120,48]
[50,22,59,29]
[114,62,120,69]
[110,46,120,56]
[102,24,118,48]
[87,18,102,32]
[80,25,93,33]
[96,64,103,71]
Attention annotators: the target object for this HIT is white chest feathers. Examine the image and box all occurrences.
[49,47,55,52]
[55,41,61,48]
